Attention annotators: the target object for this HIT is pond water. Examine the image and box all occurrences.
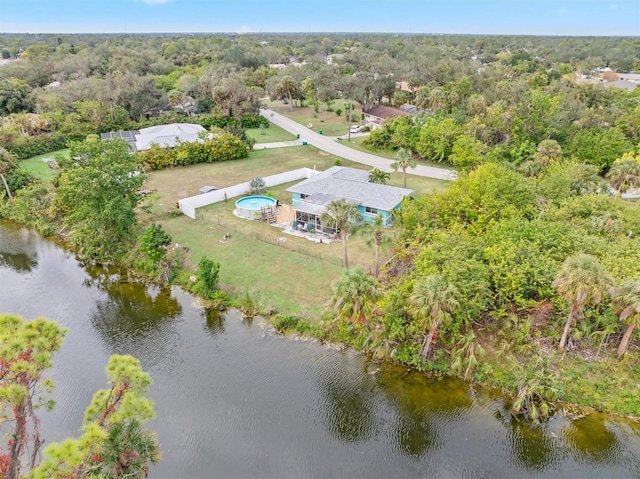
[0,220,639,478]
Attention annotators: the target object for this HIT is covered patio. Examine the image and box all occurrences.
[292,192,348,235]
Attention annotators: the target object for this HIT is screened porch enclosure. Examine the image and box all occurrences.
[294,209,337,235]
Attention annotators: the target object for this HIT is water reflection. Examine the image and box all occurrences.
[563,414,622,463]
[316,357,378,443]
[203,309,225,337]
[85,269,182,364]
[506,420,559,471]
[0,251,37,273]
[378,367,472,458]
[0,222,39,273]
[3,220,640,479]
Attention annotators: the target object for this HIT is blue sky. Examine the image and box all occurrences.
[0,0,638,35]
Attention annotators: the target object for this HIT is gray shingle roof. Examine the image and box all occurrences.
[288,166,413,211]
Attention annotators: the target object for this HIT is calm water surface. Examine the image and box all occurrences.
[0,220,639,478]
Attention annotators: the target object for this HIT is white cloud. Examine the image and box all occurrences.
[611,3,618,8]
[238,25,257,34]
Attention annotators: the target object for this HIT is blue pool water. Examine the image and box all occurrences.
[235,195,277,210]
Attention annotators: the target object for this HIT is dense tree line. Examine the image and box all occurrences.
[1,32,638,174]
[320,158,640,420]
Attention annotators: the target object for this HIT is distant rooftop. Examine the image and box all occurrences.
[100,123,206,151]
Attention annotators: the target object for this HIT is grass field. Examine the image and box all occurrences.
[20,140,448,319]
[246,123,296,143]
[19,149,69,182]
[266,99,360,137]
[144,146,448,318]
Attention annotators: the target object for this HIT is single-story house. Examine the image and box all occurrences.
[100,123,207,152]
[286,166,413,234]
[363,105,413,130]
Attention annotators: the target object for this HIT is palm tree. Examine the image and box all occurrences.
[552,253,614,351]
[168,89,191,117]
[368,168,390,185]
[332,268,378,327]
[606,156,640,193]
[392,147,417,188]
[409,275,459,361]
[610,278,640,359]
[450,331,485,380]
[277,75,298,112]
[534,139,562,167]
[428,87,447,112]
[407,77,420,100]
[85,419,161,479]
[511,357,561,423]
[517,159,544,178]
[321,198,361,269]
[359,215,391,278]
[345,102,357,141]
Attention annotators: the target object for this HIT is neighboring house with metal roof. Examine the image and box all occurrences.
[100,123,207,152]
[362,105,413,130]
[100,130,140,150]
[286,166,413,234]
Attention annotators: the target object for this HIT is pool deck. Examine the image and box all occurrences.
[276,204,296,225]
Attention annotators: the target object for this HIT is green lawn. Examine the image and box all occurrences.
[19,149,69,182]
[246,124,296,143]
[266,99,360,137]
[142,145,348,216]
[264,99,457,175]
[143,146,449,318]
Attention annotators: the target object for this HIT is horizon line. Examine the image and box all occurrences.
[1,31,638,38]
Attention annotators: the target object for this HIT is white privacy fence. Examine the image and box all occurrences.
[178,167,320,219]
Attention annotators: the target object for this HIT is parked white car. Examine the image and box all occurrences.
[349,125,362,133]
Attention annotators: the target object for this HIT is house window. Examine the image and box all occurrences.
[364,206,378,215]
[300,194,309,199]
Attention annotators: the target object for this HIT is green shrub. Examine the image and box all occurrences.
[0,183,55,233]
[138,132,248,170]
[196,256,220,299]
[272,314,299,332]
[5,133,68,160]
[138,224,172,262]
[249,176,266,194]
[240,113,269,129]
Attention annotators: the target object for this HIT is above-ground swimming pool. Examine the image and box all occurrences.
[235,195,277,219]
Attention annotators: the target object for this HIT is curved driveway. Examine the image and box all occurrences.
[261,108,456,181]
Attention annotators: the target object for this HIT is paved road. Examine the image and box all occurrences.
[260,108,456,181]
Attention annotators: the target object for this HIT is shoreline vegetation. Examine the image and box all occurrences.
[1,32,640,424]
[3,142,639,423]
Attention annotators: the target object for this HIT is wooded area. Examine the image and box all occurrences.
[1,32,640,422]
